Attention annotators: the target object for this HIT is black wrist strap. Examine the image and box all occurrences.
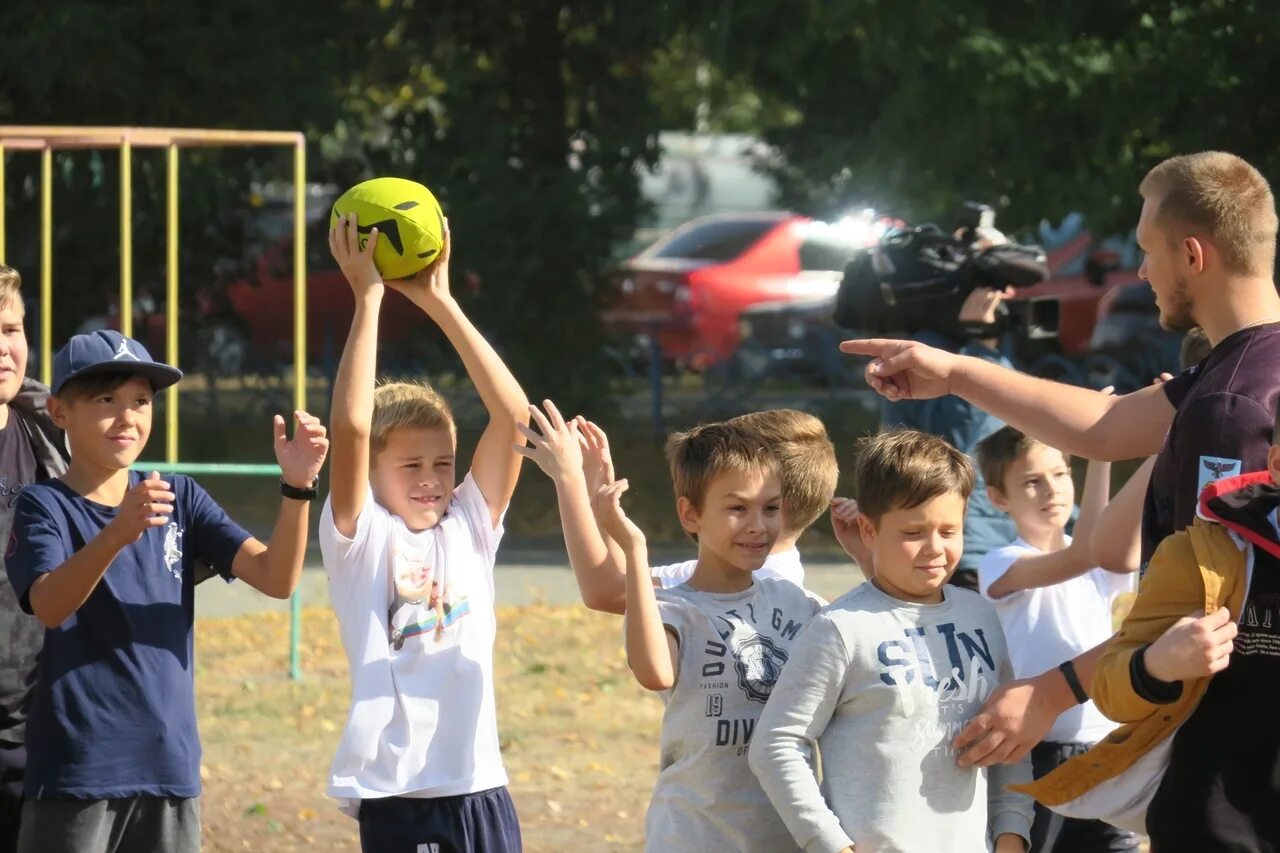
[1058,659,1089,706]
[279,478,318,501]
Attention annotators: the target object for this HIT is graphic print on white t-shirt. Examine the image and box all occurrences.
[387,524,472,649]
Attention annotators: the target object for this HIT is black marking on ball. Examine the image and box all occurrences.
[393,200,420,211]
[355,219,404,255]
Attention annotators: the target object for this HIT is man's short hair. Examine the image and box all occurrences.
[728,409,838,536]
[1179,326,1212,370]
[975,426,1067,494]
[665,421,777,513]
[0,265,23,312]
[855,429,975,521]
[56,370,157,403]
[371,381,455,454]
[1139,152,1278,276]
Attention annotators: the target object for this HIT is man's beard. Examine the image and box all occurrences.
[1159,276,1196,332]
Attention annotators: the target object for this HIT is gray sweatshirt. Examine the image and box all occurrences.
[748,582,1034,853]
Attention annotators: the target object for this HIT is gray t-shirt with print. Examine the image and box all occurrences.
[643,577,825,853]
[749,582,1034,853]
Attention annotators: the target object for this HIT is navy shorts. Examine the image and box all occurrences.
[358,786,522,853]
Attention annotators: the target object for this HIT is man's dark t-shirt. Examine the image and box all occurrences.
[1146,487,1280,850]
[1141,323,1280,572]
[0,414,43,747]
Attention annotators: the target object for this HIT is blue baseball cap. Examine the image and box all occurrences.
[51,330,184,396]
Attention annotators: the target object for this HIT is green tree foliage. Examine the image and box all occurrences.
[678,0,1280,232]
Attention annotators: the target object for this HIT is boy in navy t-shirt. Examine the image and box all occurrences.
[4,330,329,853]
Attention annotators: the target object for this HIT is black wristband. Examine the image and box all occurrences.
[1058,659,1089,706]
[279,478,318,501]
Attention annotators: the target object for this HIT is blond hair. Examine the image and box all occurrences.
[855,429,974,521]
[665,421,777,513]
[0,265,23,311]
[728,409,838,536]
[370,381,455,454]
[1139,152,1278,276]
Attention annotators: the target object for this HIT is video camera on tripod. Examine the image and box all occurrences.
[833,202,1055,342]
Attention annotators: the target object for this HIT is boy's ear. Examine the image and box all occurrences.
[676,495,701,536]
[1268,444,1280,486]
[986,484,1010,513]
[855,512,877,546]
[46,395,70,429]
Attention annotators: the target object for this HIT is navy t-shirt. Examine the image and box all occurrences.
[1140,323,1280,572]
[4,472,250,798]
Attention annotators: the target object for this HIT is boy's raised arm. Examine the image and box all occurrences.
[516,403,626,613]
[231,411,330,599]
[595,480,676,690]
[388,223,529,526]
[328,214,384,537]
[1092,456,1155,573]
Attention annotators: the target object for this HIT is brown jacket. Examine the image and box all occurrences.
[1013,514,1249,805]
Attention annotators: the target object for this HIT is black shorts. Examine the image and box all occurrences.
[358,786,522,853]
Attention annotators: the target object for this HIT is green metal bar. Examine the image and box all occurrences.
[136,462,281,475]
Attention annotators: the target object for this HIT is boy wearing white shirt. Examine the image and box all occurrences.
[975,426,1139,852]
[320,215,529,851]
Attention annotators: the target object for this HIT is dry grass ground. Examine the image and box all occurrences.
[197,604,660,852]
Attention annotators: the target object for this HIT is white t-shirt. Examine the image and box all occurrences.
[978,536,1134,744]
[651,547,804,590]
[319,474,507,815]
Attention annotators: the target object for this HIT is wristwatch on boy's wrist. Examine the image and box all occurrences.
[279,477,319,501]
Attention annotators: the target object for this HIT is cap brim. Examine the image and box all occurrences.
[53,362,184,395]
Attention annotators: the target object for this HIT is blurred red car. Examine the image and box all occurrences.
[602,212,892,369]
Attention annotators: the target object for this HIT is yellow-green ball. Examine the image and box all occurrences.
[329,177,444,280]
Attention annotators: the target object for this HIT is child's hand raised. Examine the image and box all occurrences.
[387,219,453,313]
[329,213,384,295]
[830,497,873,574]
[106,472,175,546]
[515,400,583,481]
[595,479,644,551]
[576,417,616,495]
[274,410,329,489]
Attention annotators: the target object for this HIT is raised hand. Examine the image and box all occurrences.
[329,213,383,295]
[274,410,330,489]
[838,338,959,401]
[514,400,583,482]
[576,417,616,495]
[594,479,644,550]
[830,497,872,573]
[107,471,175,546]
[387,219,453,311]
